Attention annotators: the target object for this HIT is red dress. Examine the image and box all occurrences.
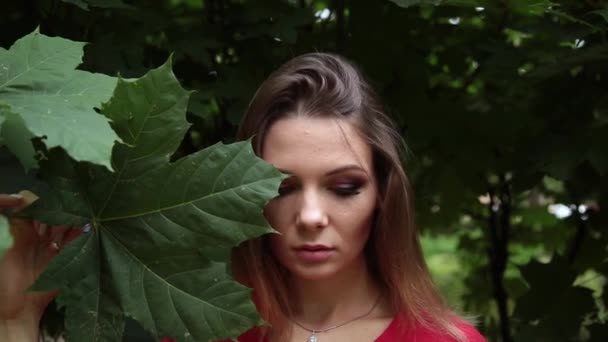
[162,315,486,342]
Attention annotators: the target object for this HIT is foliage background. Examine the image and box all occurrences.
[2,0,608,341]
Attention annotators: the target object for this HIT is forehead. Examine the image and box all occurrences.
[262,116,373,175]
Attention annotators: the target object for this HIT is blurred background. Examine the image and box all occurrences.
[2,0,608,341]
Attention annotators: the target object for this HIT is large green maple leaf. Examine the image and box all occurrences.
[0,29,120,171]
[28,59,282,341]
[61,0,132,11]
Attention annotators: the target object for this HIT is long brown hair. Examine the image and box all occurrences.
[233,53,466,341]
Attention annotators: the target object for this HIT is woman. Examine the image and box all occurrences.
[0,53,485,342]
[228,53,484,342]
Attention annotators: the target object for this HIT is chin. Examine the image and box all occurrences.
[277,251,366,282]
[286,261,345,281]
[291,269,339,281]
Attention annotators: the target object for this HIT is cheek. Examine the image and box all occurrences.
[264,201,292,257]
[269,233,287,253]
[336,196,377,245]
[263,199,288,232]
[268,232,291,270]
[342,208,375,243]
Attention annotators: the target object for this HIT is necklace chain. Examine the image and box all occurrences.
[291,294,382,337]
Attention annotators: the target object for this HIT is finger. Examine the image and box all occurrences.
[36,222,49,238]
[48,226,70,241]
[62,227,83,246]
[17,190,38,207]
[0,194,24,209]
[9,217,38,247]
[0,191,38,211]
[48,226,71,252]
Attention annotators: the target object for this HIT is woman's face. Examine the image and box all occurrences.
[262,116,378,281]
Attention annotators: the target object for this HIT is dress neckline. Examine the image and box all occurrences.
[373,315,400,341]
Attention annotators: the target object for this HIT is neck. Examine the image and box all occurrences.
[289,255,382,328]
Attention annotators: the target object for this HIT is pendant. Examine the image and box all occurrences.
[307,332,318,342]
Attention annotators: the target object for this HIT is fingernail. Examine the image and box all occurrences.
[50,241,61,251]
[38,223,48,236]
[9,194,23,199]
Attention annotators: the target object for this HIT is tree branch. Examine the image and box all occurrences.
[487,175,513,342]
[567,204,588,263]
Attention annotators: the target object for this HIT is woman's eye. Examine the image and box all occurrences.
[332,183,362,197]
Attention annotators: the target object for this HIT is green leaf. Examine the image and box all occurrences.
[515,256,577,319]
[0,214,11,259]
[272,10,314,44]
[0,108,37,170]
[389,0,494,8]
[592,8,608,23]
[61,0,132,11]
[32,230,125,341]
[235,7,313,44]
[510,0,555,16]
[0,106,4,145]
[101,233,258,341]
[0,30,120,171]
[28,58,283,342]
[513,256,596,340]
[388,0,441,8]
[588,126,608,176]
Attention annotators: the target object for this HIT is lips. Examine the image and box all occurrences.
[295,245,333,251]
[293,245,335,262]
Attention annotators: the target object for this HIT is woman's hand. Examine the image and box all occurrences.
[0,192,81,341]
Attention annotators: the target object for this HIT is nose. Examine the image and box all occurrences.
[295,190,328,230]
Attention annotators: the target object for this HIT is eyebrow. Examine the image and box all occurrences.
[277,164,368,177]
